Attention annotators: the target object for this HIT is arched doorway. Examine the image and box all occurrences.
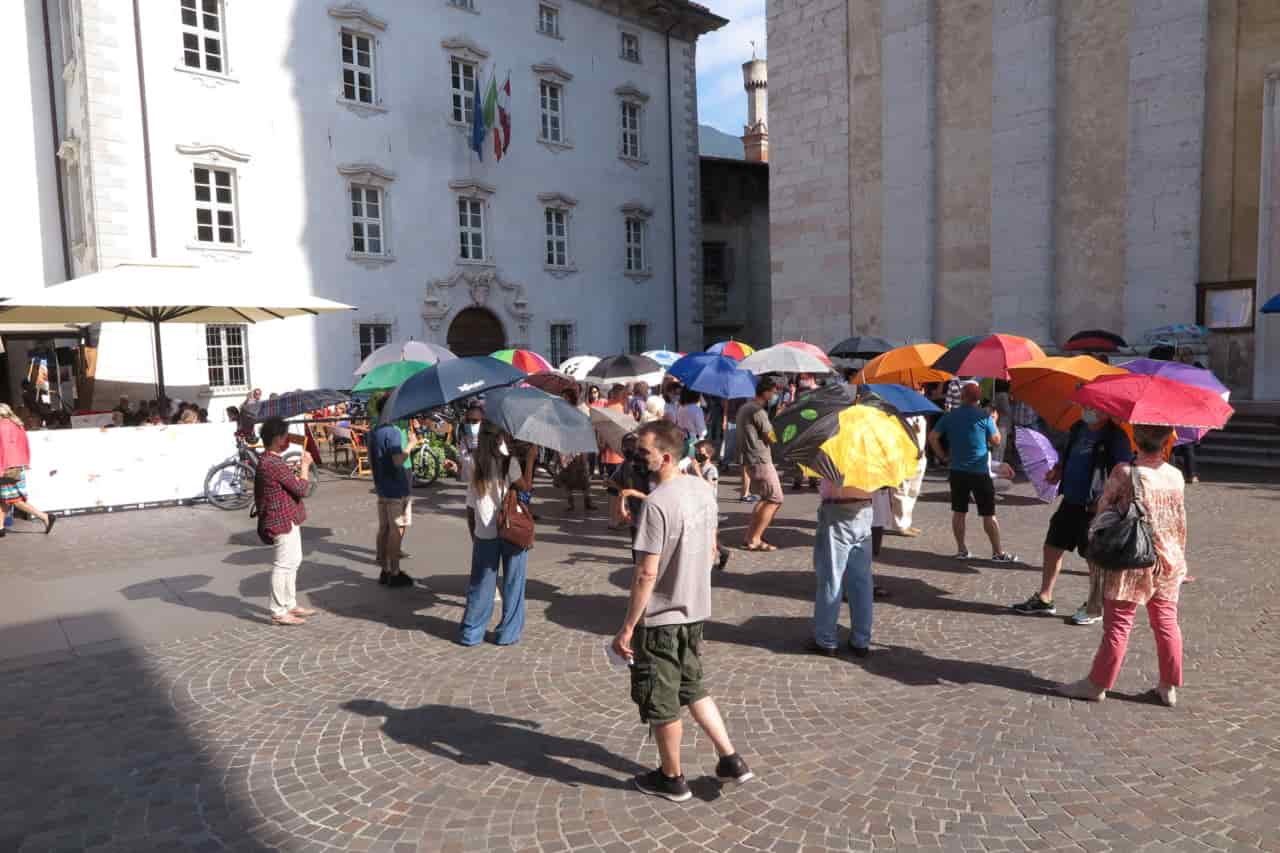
[447,307,506,356]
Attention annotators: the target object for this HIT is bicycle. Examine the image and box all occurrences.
[204,436,317,511]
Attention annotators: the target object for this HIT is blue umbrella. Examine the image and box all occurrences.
[381,356,525,423]
[249,389,349,422]
[856,383,940,415]
[667,353,757,399]
[1262,294,1280,314]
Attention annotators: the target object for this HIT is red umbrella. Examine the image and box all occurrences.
[1063,329,1127,352]
[931,334,1046,380]
[1071,374,1234,430]
[778,341,833,367]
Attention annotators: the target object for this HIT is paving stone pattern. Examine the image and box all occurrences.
[1,472,1278,852]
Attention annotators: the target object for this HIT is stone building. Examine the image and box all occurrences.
[767,0,1280,400]
[698,55,772,348]
[4,0,724,410]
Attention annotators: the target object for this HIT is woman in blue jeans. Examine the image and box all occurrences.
[460,421,532,646]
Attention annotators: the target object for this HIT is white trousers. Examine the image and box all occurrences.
[270,523,302,617]
[890,455,928,531]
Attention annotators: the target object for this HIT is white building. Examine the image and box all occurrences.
[5,0,725,411]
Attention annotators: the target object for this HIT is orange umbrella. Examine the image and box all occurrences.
[854,343,951,388]
[1008,356,1128,431]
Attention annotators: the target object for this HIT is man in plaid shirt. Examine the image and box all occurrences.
[254,417,316,626]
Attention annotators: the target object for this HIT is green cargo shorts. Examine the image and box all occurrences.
[629,622,708,724]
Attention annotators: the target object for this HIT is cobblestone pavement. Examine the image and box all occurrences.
[1,470,1278,852]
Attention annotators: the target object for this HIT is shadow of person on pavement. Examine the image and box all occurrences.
[120,574,272,622]
[224,525,378,567]
[860,645,1058,695]
[340,700,646,790]
[870,576,1013,617]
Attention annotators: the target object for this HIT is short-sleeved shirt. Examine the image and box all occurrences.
[466,458,522,539]
[1061,423,1133,506]
[933,406,997,475]
[735,399,774,466]
[634,474,718,627]
[370,423,411,499]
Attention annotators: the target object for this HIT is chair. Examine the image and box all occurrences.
[348,427,371,477]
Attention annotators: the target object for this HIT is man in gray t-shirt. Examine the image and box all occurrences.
[613,421,754,804]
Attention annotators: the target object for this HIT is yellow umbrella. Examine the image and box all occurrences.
[1008,356,1129,431]
[784,405,919,491]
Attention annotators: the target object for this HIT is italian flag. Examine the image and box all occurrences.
[482,70,500,160]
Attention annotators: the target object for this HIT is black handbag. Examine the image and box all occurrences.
[1088,465,1157,571]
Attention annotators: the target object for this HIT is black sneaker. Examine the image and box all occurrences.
[716,549,730,572]
[805,639,837,658]
[388,571,414,588]
[715,753,754,784]
[634,768,692,802]
[1011,594,1056,616]
[848,645,870,659]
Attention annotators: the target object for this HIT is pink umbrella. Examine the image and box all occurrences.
[779,341,833,367]
[1015,428,1060,503]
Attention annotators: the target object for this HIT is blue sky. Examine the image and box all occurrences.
[696,0,766,134]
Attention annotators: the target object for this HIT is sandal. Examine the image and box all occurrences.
[743,542,778,552]
[271,613,306,626]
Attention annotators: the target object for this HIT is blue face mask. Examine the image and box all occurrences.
[768,393,780,406]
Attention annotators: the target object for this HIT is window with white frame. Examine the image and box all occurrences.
[544,208,568,268]
[621,100,642,159]
[180,0,225,74]
[538,4,560,37]
[620,31,640,63]
[358,323,391,361]
[539,80,563,143]
[193,165,238,245]
[450,58,476,124]
[349,185,385,255]
[625,217,646,273]
[340,29,375,104]
[457,197,485,261]
[549,323,574,366]
[206,324,248,390]
[627,324,647,355]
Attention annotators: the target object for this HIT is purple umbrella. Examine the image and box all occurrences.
[1015,428,1059,503]
[1118,358,1231,444]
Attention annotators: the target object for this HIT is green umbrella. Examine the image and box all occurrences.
[352,360,432,394]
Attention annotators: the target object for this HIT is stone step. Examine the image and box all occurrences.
[1198,452,1280,470]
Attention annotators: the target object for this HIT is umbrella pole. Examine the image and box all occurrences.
[152,319,166,401]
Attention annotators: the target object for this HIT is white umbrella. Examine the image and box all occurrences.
[354,340,457,376]
[739,344,835,375]
[0,261,355,398]
[559,355,601,380]
[590,405,637,453]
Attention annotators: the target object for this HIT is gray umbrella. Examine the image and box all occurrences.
[483,386,596,455]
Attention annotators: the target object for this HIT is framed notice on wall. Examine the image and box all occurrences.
[1197,281,1255,332]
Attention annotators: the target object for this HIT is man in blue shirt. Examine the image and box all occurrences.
[370,396,422,587]
[1012,408,1132,622]
[927,381,1017,562]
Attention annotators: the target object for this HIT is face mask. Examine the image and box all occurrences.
[467,422,480,435]
[769,394,780,406]
[1081,409,1101,426]
[498,441,510,457]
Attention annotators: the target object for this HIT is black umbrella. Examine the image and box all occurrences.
[381,356,526,423]
[248,389,349,422]
[585,354,664,386]
[1063,329,1128,352]
[769,384,858,466]
[483,387,596,455]
[828,335,903,360]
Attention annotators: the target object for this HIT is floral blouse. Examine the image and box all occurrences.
[1096,461,1187,604]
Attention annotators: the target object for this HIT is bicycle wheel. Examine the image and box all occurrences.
[412,446,442,487]
[282,451,319,498]
[204,461,254,510]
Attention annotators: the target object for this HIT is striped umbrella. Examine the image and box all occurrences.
[491,348,554,374]
[707,340,755,361]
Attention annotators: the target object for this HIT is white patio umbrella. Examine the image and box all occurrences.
[0,261,355,399]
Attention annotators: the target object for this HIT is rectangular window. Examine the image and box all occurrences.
[450,58,476,124]
[206,324,248,389]
[1197,282,1256,332]
[621,32,640,62]
[625,218,645,272]
[544,208,568,268]
[458,198,485,261]
[621,101,641,159]
[193,165,237,245]
[627,324,647,355]
[180,0,224,74]
[540,81,563,143]
[549,324,574,367]
[538,4,559,36]
[350,185,384,255]
[341,30,375,104]
[358,323,391,361]
[703,243,730,319]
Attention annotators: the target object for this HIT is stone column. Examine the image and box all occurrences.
[991,0,1056,342]
[881,0,937,341]
[1254,66,1280,401]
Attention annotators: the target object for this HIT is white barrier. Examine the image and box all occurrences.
[24,423,238,513]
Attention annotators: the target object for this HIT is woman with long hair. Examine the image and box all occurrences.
[460,421,533,646]
[1058,424,1187,707]
[0,403,55,536]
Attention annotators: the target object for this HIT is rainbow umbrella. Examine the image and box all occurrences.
[707,340,755,361]
[492,348,554,374]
